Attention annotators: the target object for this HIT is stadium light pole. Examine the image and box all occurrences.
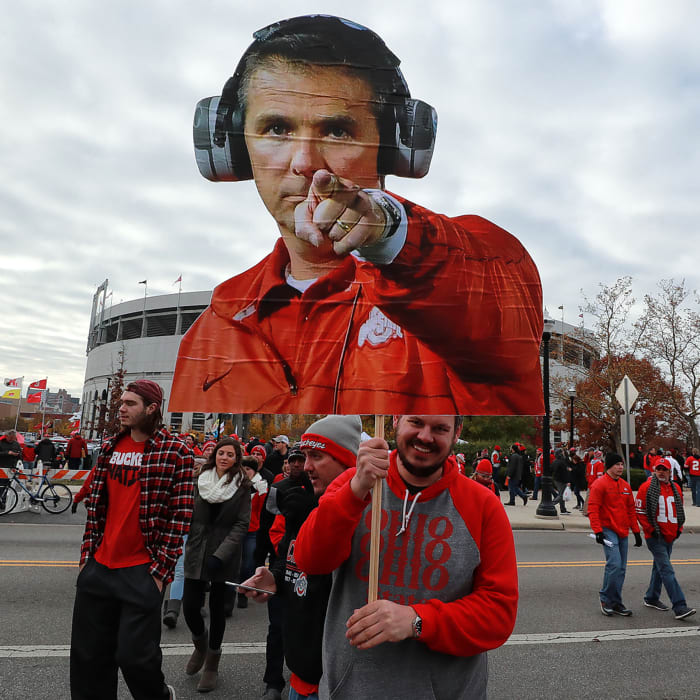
[536,318,558,519]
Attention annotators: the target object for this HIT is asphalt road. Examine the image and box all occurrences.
[1,509,698,699]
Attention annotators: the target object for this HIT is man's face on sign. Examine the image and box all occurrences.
[243,58,382,241]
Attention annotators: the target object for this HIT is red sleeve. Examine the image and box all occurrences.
[74,466,97,504]
[588,479,603,533]
[295,469,368,574]
[248,492,264,532]
[626,483,640,534]
[357,203,544,412]
[411,485,518,656]
[270,514,286,554]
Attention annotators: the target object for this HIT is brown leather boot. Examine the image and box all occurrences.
[185,630,208,675]
[197,648,222,693]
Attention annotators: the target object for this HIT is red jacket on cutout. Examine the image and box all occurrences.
[170,198,543,415]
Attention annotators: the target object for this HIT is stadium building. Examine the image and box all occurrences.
[81,280,230,438]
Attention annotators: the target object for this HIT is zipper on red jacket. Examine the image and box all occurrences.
[230,318,299,397]
[332,286,361,413]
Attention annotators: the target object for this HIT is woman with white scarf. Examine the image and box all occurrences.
[182,437,251,692]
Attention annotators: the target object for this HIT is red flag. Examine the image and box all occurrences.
[29,378,47,390]
[27,391,43,403]
[173,275,182,285]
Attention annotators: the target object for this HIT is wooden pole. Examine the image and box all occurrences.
[368,415,384,603]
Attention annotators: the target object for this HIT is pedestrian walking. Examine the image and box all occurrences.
[635,458,696,620]
[182,437,251,692]
[295,415,518,699]
[505,443,528,506]
[588,453,642,617]
[70,380,194,700]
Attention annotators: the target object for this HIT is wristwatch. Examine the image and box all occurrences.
[366,189,402,240]
[412,614,423,639]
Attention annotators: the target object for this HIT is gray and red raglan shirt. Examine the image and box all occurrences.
[295,452,518,700]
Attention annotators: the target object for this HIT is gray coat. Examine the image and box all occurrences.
[183,474,251,582]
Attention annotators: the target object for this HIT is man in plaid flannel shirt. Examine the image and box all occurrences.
[70,380,194,700]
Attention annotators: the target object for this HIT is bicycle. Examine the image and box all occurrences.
[0,466,73,515]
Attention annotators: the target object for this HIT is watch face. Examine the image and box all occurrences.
[413,615,422,638]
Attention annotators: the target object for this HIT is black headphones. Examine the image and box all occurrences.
[193,15,437,182]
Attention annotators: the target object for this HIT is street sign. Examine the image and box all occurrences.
[621,415,636,445]
[615,375,639,413]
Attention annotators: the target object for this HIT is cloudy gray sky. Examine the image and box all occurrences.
[2,0,698,397]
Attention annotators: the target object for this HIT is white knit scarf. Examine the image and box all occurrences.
[198,467,241,503]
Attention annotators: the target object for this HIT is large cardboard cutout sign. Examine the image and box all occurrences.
[169,15,544,416]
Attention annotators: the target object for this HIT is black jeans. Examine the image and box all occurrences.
[70,560,170,700]
[264,592,285,691]
[182,578,228,649]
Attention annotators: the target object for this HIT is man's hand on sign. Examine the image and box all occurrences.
[294,170,387,255]
[345,599,415,649]
[351,438,390,501]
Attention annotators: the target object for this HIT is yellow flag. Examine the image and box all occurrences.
[1,388,20,399]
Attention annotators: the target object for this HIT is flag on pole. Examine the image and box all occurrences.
[3,377,21,387]
[28,378,47,390]
[173,275,182,285]
[139,280,147,284]
[27,391,43,404]
[1,388,21,400]
[578,313,584,318]
[70,413,81,431]
[557,305,564,310]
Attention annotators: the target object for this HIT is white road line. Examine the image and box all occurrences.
[506,626,700,645]
[0,642,267,658]
[2,628,699,658]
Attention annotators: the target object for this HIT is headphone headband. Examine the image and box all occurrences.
[193,15,437,182]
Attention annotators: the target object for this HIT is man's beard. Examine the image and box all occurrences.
[121,408,156,434]
[397,445,447,479]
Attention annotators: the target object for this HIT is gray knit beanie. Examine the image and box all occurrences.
[300,415,362,469]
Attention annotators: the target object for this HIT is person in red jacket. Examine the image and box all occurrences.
[169,14,544,417]
[685,448,700,507]
[635,459,696,620]
[643,447,659,478]
[66,431,88,470]
[294,415,518,699]
[472,458,499,496]
[588,452,642,617]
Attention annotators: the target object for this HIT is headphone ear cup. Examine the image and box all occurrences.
[193,96,253,182]
[194,97,234,181]
[392,99,437,179]
[227,104,253,180]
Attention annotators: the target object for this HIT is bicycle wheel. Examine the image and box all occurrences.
[0,485,19,515]
[40,484,73,514]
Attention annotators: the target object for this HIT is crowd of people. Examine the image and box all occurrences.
[2,397,692,699]
[61,383,699,700]
[65,383,524,699]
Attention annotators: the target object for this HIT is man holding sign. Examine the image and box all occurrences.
[294,415,518,700]
[170,14,543,417]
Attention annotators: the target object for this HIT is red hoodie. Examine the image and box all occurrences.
[295,453,518,659]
